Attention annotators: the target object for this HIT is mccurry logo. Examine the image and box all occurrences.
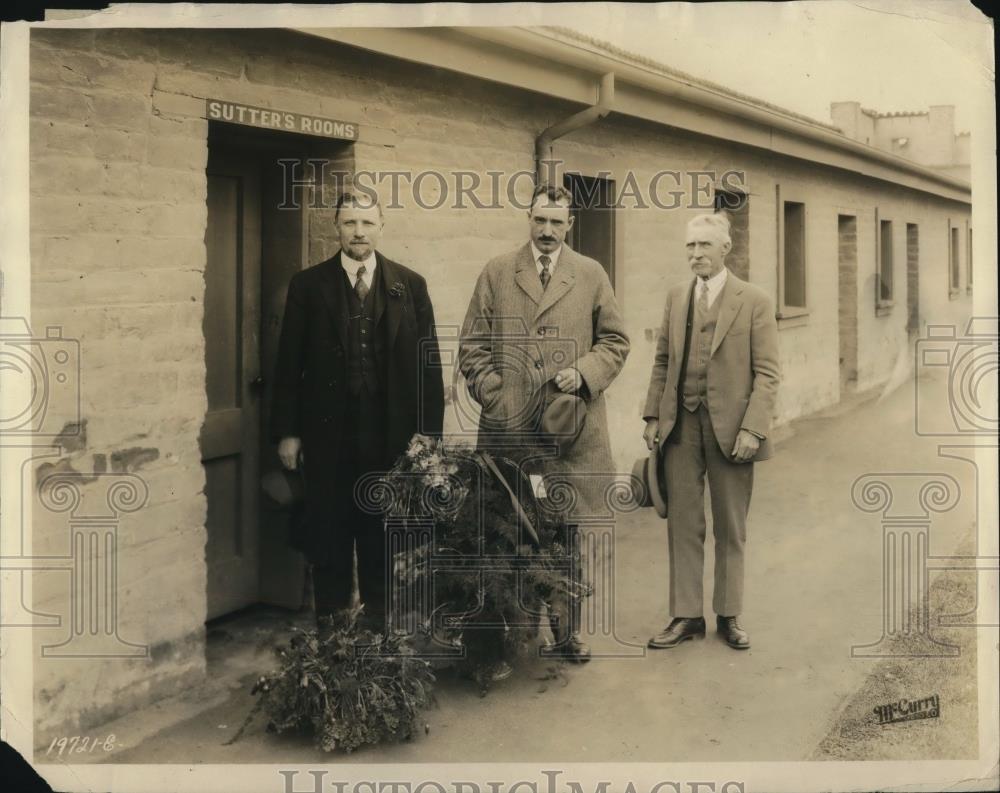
[873,694,941,725]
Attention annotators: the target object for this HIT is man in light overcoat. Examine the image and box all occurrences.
[459,183,630,662]
[642,212,780,650]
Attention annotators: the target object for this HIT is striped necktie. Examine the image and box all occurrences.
[354,265,369,302]
[538,255,552,289]
[696,279,709,318]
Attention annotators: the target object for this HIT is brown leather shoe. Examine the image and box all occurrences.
[716,615,750,649]
[648,617,706,649]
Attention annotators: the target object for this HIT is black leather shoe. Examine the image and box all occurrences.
[648,617,706,649]
[716,615,750,649]
[541,634,592,664]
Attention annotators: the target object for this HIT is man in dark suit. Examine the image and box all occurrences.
[271,191,444,630]
[642,213,780,650]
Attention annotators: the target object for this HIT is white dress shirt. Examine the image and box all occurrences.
[698,265,728,309]
[341,252,376,290]
[530,242,562,278]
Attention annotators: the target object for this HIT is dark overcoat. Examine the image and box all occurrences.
[270,250,444,560]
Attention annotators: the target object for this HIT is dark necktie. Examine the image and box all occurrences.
[354,264,369,302]
[538,255,551,289]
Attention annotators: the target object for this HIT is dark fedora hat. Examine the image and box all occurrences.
[630,446,668,518]
[261,468,305,507]
[534,379,587,453]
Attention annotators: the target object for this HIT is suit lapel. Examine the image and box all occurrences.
[514,243,544,306]
[377,252,404,350]
[319,251,349,351]
[710,273,745,356]
[370,252,388,327]
[534,245,576,320]
[672,278,696,364]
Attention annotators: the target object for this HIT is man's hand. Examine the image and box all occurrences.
[279,437,303,470]
[731,429,760,463]
[643,418,660,450]
[554,367,583,394]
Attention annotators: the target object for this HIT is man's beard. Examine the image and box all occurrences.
[343,244,370,261]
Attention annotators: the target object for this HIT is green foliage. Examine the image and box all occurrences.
[248,609,436,753]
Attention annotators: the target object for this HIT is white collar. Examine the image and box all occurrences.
[341,252,377,279]
[530,242,562,270]
[698,265,728,289]
[696,266,728,307]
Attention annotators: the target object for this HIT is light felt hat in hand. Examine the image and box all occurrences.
[631,446,668,518]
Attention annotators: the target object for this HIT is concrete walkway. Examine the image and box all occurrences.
[84,373,978,764]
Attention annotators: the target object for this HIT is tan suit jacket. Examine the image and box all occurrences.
[643,271,780,461]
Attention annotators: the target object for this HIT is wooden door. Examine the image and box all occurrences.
[202,151,263,620]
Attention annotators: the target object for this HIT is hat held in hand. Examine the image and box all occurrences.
[631,446,668,518]
[534,379,587,453]
[261,467,304,507]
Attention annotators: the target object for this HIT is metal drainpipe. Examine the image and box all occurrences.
[535,71,615,187]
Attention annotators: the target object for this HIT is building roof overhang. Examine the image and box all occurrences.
[296,26,971,205]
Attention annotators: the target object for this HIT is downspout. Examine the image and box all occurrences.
[535,71,615,186]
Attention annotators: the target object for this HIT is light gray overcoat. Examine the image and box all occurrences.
[459,243,630,517]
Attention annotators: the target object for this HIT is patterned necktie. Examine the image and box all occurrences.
[354,264,369,302]
[538,255,552,289]
[697,279,709,317]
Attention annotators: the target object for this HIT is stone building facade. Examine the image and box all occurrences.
[26,26,972,742]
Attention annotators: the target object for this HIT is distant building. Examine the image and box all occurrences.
[831,102,971,182]
[26,26,973,746]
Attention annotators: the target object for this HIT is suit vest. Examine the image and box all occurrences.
[680,284,723,412]
[344,271,385,397]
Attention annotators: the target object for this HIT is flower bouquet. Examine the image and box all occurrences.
[382,435,582,692]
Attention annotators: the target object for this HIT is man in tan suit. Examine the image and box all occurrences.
[460,184,630,662]
[642,213,780,650]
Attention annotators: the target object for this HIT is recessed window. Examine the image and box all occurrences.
[967,226,973,293]
[564,172,616,286]
[781,201,806,311]
[949,225,960,295]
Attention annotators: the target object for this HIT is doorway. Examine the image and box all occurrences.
[201,122,354,620]
[906,223,920,338]
[837,214,858,396]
